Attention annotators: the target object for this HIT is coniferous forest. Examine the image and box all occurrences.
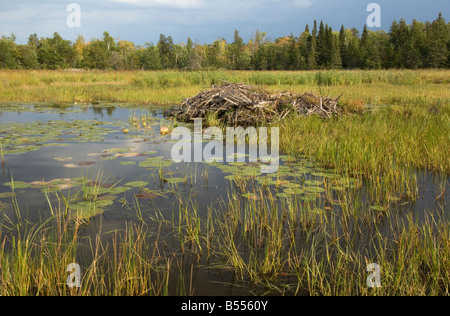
[0,13,449,71]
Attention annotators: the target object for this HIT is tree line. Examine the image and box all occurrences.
[0,13,449,71]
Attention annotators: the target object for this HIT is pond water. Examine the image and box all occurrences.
[0,103,449,295]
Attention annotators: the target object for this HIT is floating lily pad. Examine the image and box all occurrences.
[139,157,173,169]
[281,182,302,189]
[102,186,131,195]
[124,181,148,188]
[116,152,139,158]
[166,178,187,184]
[3,181,31,189]
[242,193,261,201]
[305,180,323,186]
[97,195,118,201]
[101,155,118,161]
[54,157,73,162]
[143,150,158,156]
[63,164,79,169]
[54,183,74,190]
[70,202,105,221]
[96,199,114,208]
[120,161,136,166]
[304,186,326,193]
[0,192,16,198]
[78,161,96,166]
[135,193,159,200]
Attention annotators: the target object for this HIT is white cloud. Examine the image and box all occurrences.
[292,0,314,8]
[109,0,205,9]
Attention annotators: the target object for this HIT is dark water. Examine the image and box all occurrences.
[0,104,448,295]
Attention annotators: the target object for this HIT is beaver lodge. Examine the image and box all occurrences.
[170,82,343,125]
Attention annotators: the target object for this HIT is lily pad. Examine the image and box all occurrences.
[54,157,73,162]
[139,158,173,169]
[97,195,118,201]
[304,186,326,193]
[78,161,96,166]
[3,181,31,189]
[70,202,105,221]
[63,164,79,169]
[135,193,159,200]
[305,180,323,186]
[124,181,148,188]
[96,200,114,208]
[166,178,187,184]
[0,192,16,198]
[120,161,136,166]
[242,193,261,201]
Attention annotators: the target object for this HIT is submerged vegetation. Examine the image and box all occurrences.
[0,68,449,296]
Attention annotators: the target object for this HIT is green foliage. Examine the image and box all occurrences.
[1,14,449,71]
[37,33,76,70]
[0,34,18,69]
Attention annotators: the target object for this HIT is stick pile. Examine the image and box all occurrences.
[170,82,342,125]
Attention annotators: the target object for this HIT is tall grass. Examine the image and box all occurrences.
[1,69,449,105]
[0,168,448,296]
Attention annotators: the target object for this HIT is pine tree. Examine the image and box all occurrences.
[298,25,311,70]
[339,25,347,68]
[158,34,176,69]
[307,21,318,69]
[330,33,342,69]
[426,13,448,68]
[316,21,328,67]
[404,19,426,69]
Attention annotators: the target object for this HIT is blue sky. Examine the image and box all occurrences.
[0,0,448,45]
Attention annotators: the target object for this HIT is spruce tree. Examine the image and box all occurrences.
[427,13,448,68]
[330,33,342,69]
[339,25,347,68]
[307,21,318,69]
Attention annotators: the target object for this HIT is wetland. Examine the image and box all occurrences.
[0,70,449,296]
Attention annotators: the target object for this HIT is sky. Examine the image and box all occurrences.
[0,0,448,45]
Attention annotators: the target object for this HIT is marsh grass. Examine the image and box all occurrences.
[0,163,448,296]
[208,188,450,296]
[1,69,449,105]
[0,69,449,296]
